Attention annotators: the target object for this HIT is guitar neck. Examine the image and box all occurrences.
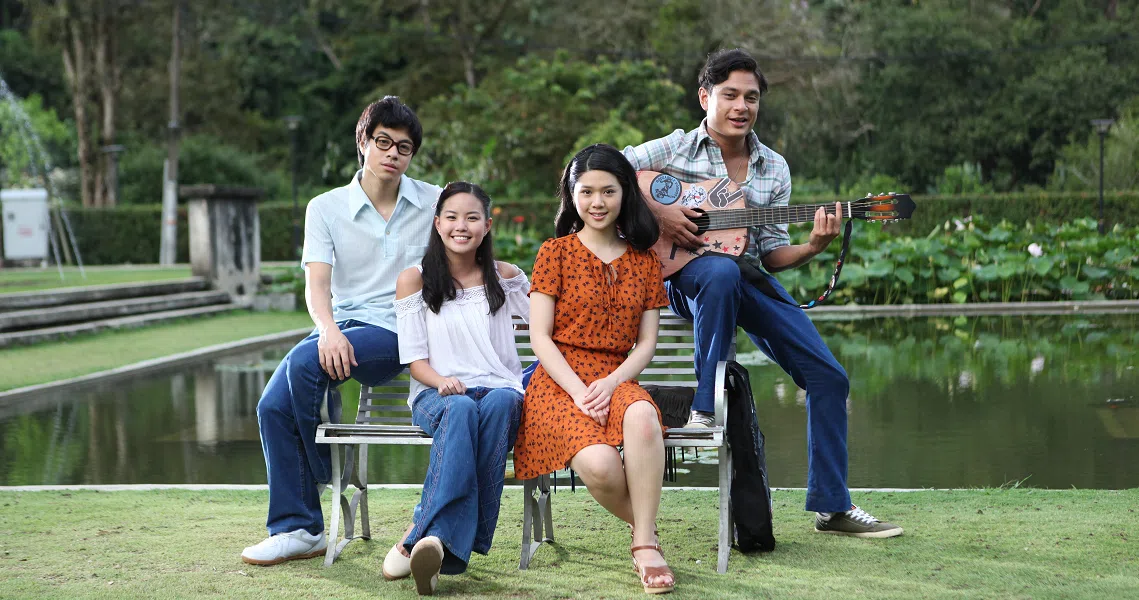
[704,203,848,230]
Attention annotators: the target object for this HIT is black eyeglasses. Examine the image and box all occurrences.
[372,135,415,156]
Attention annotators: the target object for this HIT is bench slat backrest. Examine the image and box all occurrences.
[351,311,695,426]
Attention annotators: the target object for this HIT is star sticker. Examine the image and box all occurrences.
[712,241,723,249]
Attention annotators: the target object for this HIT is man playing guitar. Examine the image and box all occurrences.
[622,48,903,539]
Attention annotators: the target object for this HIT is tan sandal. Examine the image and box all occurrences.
[631,543,675,595]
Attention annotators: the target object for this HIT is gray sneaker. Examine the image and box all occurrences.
[683,410,715,429]
[815,505,903,538]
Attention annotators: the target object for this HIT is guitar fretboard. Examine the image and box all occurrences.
[705,203,856,229]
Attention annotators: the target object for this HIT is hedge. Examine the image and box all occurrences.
[3,192,1136,265]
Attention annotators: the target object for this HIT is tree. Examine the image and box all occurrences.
[410,53,688,199]
[1048,97,1139,192]
[30,0,136,207]
[844,0,1139,191]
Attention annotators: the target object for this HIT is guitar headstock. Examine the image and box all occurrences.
[850,193,915,223]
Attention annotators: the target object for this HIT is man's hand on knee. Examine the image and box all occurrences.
[318,328,357,380]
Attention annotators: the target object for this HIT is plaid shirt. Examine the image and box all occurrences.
[623,120,791,257]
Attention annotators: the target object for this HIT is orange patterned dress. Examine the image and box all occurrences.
[513,233,670,479]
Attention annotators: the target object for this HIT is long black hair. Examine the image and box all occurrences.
[421,181,506,315]
[554,144,660,251]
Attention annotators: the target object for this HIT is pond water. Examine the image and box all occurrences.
[2,314,1137,489]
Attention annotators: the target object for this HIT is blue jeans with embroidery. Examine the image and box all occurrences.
[256,320,404,536]
[666,255,852,513]
[402,386,523,574]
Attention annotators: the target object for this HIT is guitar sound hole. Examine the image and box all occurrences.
[690,212,711,234]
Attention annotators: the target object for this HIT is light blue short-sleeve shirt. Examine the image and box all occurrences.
[301,170,442,332]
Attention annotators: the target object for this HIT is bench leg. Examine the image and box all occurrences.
[325,442,344,567]
[352,443,370,540]
[717,442,733,574]
[520,478,537,569]
[339,444,357,541]
[539,474,554,543]
[324,443,367,567]
[519,474,554,570]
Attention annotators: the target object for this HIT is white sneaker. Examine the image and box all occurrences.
[241,529,327,566]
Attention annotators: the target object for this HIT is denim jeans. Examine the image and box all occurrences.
[256,320,404,536]
[667,255,852,513]
[402,386,523,575]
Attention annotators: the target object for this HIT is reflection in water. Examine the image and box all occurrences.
[0,315,1137,489]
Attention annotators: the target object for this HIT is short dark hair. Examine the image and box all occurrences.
[698,48,768,96]
[555,144,660,252]
[355,96,423,167]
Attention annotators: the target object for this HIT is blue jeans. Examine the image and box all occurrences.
[256,320,404,536]
[667,256,852,513]
[403,386,523,575]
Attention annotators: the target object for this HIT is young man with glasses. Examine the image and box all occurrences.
[242,96,444,565]
[622,49,903,539]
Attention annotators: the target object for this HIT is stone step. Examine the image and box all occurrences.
[0,290,232,332]
[0,278,210,312]
[0,303,248,349]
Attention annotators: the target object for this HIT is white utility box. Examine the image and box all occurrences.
[1,188,50,261]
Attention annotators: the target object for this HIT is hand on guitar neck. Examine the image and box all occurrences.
[806,202,845,255]
[636,170,915,278]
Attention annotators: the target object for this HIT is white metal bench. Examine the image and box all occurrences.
[314,313,734,573]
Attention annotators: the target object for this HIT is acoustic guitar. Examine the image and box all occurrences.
[638,171,916,278]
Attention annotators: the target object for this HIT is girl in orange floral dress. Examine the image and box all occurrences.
[513,144,675,594]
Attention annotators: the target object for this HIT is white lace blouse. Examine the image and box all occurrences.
[395,265,530,406]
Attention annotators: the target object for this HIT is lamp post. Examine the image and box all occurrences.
[284,115,302,258]
[1090,118,1114,235]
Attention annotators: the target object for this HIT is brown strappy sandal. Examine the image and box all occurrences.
[630,543,675,595]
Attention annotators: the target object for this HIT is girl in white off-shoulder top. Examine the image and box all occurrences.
[385,181,529,595]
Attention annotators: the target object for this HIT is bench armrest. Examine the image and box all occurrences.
[713,360,729,428]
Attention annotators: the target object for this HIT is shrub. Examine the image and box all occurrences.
[117,134,291,205]
[777,216,1139,304]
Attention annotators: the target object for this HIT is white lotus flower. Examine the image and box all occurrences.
[1027,243,1043,257]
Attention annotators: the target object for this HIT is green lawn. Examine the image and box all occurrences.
[0,488,1134,599]
[0,311,313,391]
[0,265,296,294]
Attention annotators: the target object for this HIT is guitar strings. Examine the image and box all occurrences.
[704,206,874,228]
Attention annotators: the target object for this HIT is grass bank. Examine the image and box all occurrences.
[0,311,312,391]
[0,488,1135,599]
[0,266,193,293]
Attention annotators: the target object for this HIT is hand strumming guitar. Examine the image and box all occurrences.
[650,202,704,250]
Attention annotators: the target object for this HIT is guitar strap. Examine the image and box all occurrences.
[798,218,855,310]
[693,219,854,310]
